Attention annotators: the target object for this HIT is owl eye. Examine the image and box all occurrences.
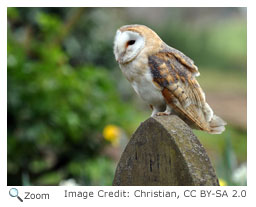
[127,40,136,46]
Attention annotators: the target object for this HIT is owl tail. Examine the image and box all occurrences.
[208,115,227,134]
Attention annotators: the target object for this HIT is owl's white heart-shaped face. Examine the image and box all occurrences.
[114,30,145,64]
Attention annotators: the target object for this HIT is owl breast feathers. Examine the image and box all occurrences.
[114,24,227,134]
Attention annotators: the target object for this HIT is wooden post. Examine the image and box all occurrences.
[113,115,219,186]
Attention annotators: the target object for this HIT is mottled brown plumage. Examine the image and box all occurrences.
[148,50,210,131]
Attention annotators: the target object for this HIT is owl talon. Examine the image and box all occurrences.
[156,112,171,116]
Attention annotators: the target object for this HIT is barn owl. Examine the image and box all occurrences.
[114,24,226,134]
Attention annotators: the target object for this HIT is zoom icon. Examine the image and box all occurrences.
[9,188,23,202]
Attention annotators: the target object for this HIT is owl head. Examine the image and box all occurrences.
[113,24,162,64]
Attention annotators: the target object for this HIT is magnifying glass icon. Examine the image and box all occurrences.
[9,188,23,202]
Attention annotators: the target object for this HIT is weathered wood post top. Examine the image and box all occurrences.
[113,115,219,186]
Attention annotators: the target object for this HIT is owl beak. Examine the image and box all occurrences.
[116,52,125,64]
[116,56,123,64]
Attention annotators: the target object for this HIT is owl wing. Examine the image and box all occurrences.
[148,48,210,131]
[161,44,200,77]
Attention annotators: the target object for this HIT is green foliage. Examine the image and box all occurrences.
[158,20,246,71]
[7,8,138,185]
[67,157,115,185]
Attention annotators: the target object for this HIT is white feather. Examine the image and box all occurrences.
[114,30,145,63]
[120,57,166,110]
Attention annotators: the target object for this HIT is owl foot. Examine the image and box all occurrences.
[156,112,171,116]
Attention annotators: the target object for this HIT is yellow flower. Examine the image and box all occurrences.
[219,178,227,186]
[103,125,121,146]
